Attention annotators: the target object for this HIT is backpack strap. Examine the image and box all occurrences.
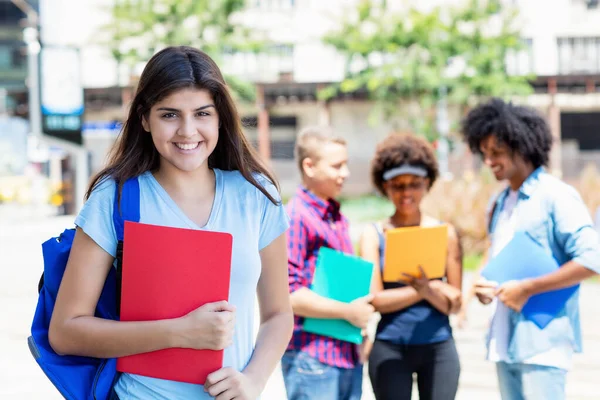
[112,177,140,318]
[112,177,141,241]
[373,222,385,247]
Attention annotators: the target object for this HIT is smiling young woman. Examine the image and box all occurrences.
[48,46,293,400]
[360,133,463,400]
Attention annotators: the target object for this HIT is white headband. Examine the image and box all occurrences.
[382,164,428,181]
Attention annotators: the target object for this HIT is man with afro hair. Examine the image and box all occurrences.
[461,98,600,400]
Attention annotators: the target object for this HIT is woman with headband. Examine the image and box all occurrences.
[360,133,463,400]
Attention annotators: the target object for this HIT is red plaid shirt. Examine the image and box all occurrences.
[285,186,358,368]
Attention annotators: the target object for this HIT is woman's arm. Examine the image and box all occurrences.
[49,228,235,358]
[404,224,463,315]
[205,233,294,399]
[429,224,464,314]
[243,233,294,390]
[360,224,422,314]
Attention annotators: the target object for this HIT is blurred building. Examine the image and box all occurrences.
[232,0,600,189]
[0,0,38,117]
[23,0,600,195]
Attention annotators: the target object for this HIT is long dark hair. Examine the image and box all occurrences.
[86,46,279,204]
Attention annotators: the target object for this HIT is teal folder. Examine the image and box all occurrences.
[303,247,374,344]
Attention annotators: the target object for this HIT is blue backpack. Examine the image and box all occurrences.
[28,177,140,400]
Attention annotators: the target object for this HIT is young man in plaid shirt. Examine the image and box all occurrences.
[281,126,374,400]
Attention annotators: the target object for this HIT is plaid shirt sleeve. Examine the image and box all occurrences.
[286,212,309,293]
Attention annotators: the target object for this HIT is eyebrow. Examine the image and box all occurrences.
[156,104,216,112]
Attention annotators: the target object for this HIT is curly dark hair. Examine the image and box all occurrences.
[371,133,439,196]
[460,98,553,168]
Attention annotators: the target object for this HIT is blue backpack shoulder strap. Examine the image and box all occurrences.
[112,177,141,240]
[112,177,140,319]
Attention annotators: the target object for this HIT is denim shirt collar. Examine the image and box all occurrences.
[519,166,545,198]
[491,167,545,230]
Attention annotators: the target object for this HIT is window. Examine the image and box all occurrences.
[557,37,600,74]
[221,43,294,81]
[506,38,534,76]
[0,43,25,69]
[0,46,11,68]
[570,0,599,9]
[0,3,26,25]
[11,46,25,67]
[243,115,297,160]
[253,0,296,9]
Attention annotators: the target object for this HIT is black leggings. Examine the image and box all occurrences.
[368,338,460,400]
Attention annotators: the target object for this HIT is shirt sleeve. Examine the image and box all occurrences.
[552,185,600,273]
[286,209,309,293]
[74,177,118,258]
[259,178,290,251]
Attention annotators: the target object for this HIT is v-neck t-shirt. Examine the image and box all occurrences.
[75,168,289,399]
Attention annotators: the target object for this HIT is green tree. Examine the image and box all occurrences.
[100,0,263,102]
[321,0,534,140]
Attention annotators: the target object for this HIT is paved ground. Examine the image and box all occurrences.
[1,211,599,399]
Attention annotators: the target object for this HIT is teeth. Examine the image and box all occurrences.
[175,142,199,150]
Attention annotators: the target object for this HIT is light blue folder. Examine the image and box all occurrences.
[303,247,373,344]
[481,231,578,329]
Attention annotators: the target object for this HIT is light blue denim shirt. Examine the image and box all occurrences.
[488,167,600,362]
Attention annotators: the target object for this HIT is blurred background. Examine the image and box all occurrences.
[1,0,600,398]
[3,0,600,256]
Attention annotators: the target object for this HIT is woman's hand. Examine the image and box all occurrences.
[474,278,498,305]
[402,266,432,295]
[175,301,236,350]
[204,368,262,400]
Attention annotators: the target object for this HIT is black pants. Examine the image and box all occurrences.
[368,338,460,400]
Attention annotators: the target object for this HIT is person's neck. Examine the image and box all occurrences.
[389,210,422,228]
[154,163,215,201]
[508,163,536,191]
[303,183,332,203]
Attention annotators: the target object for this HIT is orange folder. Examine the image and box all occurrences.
[116,221,233,384]
[383,225,448,282]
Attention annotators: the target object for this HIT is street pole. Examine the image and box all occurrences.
[17,0,88,213]
[436,85,451,179]
[24,26,41,138]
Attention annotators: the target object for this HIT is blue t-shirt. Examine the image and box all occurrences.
[75,169,289,400]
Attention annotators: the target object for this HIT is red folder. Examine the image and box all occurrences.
[116,221,233,384]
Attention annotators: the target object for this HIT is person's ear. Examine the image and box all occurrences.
[141,114,150,133]
[302,157,317,178]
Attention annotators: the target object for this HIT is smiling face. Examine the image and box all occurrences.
[141,87,219,175]
[479,135,520,182]
[383,174,429,216]
[302,141,350,200]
